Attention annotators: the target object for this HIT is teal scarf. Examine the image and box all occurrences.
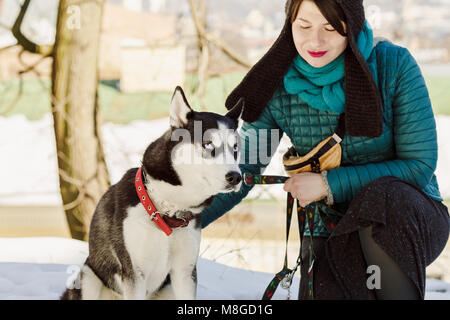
[284,20,375,114]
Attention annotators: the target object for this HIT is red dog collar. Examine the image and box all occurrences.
[135,167,194,236]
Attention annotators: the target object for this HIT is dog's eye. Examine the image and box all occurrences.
[233,144,239,153]
[202,141,214,151]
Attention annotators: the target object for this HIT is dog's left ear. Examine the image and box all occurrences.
[225,97,244,122]
[170,86,193,128]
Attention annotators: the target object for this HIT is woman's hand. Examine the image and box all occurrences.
[283,172,327,207]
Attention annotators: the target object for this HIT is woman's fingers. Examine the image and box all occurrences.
[283,172,326,207]
[283,177,292,192]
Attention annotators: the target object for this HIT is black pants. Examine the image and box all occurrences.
[298,176,450,300]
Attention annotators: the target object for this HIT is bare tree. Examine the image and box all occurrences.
[52,0,110,241]
[189,0,209,110]
[188,0,251,110]
[0,0,53,114]
[188,0,251,68]
[9,0,110,240]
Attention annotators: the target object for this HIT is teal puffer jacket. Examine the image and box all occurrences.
[201,41,443,229]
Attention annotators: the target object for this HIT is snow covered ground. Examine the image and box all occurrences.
[0,237,449,300]
[0,237,300,300]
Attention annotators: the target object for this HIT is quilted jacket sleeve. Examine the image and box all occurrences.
[327,47,439,203]
[201,104,283,228]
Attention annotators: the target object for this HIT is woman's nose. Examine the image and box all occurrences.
[310,30,325,47]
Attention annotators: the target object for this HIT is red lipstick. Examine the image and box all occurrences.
[308,51,327,58]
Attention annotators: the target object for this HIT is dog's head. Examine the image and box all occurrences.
[167,86,244,195]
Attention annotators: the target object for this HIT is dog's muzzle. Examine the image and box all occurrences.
[225,171,242,186]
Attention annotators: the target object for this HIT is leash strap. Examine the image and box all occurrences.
[260,114,346,299]
[243,173,288,185]
[243,174,308,299]
[244,173,344,300]
[261,192,301,300]
[306,205,316,299]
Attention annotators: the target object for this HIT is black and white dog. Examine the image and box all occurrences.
[62,87,243,300]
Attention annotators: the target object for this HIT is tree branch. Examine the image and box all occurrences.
[188,0,210,109]
[205,32,252,69]
[12,0,53,56]
[188,0,251,69]
[18,52,52,75]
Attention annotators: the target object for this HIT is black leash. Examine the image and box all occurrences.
[243,172,343,300]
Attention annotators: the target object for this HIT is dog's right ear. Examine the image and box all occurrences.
[170,86,193,128]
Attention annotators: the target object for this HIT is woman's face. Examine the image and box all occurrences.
[291,0,347,68]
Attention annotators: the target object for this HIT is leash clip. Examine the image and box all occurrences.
[281,256,302,290]
[281,273,293,289]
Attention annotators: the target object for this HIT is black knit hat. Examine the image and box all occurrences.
[225,0,382,138]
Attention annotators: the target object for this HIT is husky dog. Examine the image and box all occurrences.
[62,86,243,300]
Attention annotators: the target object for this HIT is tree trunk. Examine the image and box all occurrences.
[51,0,110,241]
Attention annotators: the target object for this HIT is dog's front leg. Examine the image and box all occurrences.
[170,226,201,300]
[80,265,103,300]
[122,271,147,300]
[170,264,197,300]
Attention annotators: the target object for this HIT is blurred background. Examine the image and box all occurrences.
[0,0,449,280]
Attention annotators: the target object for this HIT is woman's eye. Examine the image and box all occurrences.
[325,28,336,32]
[300,25,311,29]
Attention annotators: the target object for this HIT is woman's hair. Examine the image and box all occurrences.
[289,0,347,37]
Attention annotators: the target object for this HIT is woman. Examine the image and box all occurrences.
[201,0,449,300]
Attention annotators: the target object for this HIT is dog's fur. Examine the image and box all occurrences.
[61,87,243,300]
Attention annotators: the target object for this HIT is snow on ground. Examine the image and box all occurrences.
[0,237,449,300]
[1,113,450,204]
[0,237,299,300]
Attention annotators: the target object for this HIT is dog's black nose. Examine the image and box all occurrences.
[225,171,242,186]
